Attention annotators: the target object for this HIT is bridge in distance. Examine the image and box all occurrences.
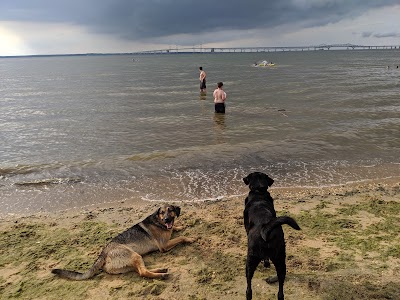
[134,44,400,54]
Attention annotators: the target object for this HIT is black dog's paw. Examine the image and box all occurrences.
[263,260,271,268]
[265,275,278,284]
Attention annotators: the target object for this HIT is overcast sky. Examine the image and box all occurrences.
[1,0,400,56]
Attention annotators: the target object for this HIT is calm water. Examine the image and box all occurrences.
[1,51,399,215]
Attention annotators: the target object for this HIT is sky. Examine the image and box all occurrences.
[1,0,400,56]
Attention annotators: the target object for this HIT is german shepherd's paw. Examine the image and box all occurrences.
[173,225,184,231]
[160,273,170,280]
[184,237,196,243]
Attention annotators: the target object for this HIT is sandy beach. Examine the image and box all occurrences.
[1,178,399,300]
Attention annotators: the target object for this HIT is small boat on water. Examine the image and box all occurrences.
[254,60,275,67]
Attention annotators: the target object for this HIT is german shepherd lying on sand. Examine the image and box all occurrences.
[243,172,301,300]
[52,204,194,280]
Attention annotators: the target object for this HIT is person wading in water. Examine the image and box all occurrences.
[213,82,226,114]
[199,67,207,93]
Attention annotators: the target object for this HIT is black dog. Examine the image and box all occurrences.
[243,172,301,300]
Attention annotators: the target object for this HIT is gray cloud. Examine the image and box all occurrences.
[373,32,400,38]
[362,32,373,38]
[360,31,400,39]
[1,0,399,44]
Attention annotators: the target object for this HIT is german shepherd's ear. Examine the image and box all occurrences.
[156,206,162,215]
[173,206,181,217]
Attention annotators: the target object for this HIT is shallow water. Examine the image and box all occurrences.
[1,51,399,215]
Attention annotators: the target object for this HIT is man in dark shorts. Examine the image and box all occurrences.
[199,67,206,93]
[213,82,226,113]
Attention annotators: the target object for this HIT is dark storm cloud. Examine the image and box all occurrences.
[373,32,400,38]
[361,31,400,39]
[0,0,398,42]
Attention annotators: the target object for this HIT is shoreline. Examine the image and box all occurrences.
[1,178,399,299]
[2,175,400,220]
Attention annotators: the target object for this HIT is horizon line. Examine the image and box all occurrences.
[1,43,400,58]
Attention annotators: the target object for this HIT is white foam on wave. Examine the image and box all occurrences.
[140,193,246,203]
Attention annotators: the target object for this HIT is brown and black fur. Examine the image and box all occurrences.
[243,172,301,300]
[52,204,194,280]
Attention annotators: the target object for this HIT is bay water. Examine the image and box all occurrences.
[1,50,399,215]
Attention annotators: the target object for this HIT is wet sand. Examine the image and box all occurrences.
[1,177,399,299]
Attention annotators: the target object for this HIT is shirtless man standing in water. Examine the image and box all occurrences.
[199,67,206,93]
[213,82,226,113]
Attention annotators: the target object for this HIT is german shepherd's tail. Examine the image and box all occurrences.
[51,255,105,280]
[261,216,301,241]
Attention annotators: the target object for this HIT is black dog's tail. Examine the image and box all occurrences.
[51,255,105,280]
[261,216,301,241]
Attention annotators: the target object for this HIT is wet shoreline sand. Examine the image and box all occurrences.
[1,177,399,299]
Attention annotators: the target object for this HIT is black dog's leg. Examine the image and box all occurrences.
[270,257,286,300]
[264,258,280,284]
[246,255,261,300]
[277,263,286,300]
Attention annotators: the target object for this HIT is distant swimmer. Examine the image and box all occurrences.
[254,60,275,67]
[199,67,206,93]
[213,82,227,114]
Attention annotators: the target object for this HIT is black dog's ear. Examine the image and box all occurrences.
[173,206,181,217]
[267,175,274,187]
[243,175,250,185]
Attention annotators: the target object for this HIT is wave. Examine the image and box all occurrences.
[0,160,97,179]
[0,165,39,176]
[126,151,178,161]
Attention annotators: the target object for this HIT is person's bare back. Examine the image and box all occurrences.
[213,82,227,114]
[199,67,207,92]
[213,83,226,103]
